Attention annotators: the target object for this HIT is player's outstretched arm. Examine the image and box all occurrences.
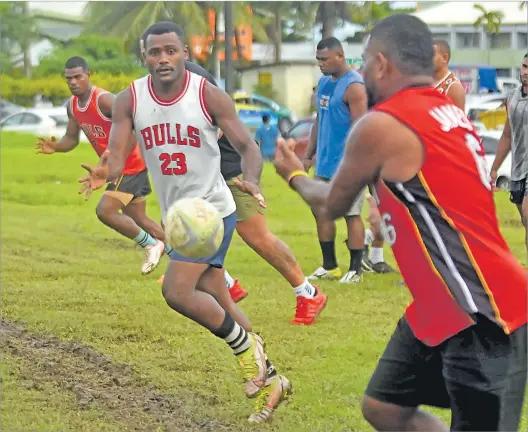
[204,82,265,206]
[36,102,80,154]
[107,88,136,182]
[204,82,262,186]
[275,112,424,220]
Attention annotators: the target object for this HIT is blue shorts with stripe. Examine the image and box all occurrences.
[168,211,237,268]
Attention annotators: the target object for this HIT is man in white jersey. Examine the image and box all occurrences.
[78,22,291,424]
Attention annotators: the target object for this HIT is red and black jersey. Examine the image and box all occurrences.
[71,86,146,175]
[372,86,527,346]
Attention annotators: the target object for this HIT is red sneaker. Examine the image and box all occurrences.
[229,279,248,303]
[290,289,328,325]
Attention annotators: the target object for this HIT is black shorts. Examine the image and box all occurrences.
[365,315,527,431]
[510,177,528,205]
[105,169,152,203]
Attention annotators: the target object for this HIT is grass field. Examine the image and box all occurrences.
[1,131,527,432]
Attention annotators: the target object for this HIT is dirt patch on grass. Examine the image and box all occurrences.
[0,319,233,431]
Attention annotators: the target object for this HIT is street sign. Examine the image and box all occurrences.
[346,58,364,68]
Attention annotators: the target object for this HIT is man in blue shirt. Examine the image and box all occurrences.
[303,37,394,283]
[255,115,279,161]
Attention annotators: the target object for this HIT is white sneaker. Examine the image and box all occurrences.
[339,271,362,284]
[141,240,165,275]
[307,266,342,281]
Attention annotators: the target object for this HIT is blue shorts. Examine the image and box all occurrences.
[168,211,237,268]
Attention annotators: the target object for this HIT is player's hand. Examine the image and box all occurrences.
[78,150,110,201]
[35,136,57,154]
[302,157,313,173]
[490,169,498,187]
[273,138,305,181]
[233,177,266,208]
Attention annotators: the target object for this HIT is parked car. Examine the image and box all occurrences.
[233,91,297,133]
[0,107,70,139]
[282,116,315,159]
[236,105,278,135]
[480,130,511,191]
[0,98,23,122]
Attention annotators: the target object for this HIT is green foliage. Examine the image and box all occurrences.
[34,35,144,77]
[0,2,39,75]
[2,73,143,107]
[83,2,210,54]
[473,4,504,34]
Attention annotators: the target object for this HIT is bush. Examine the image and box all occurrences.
[34,35,144,78]
[1,73,144,106]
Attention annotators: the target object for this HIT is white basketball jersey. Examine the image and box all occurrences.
[130,70,236,221]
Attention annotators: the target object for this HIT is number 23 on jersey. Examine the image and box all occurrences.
[159,152,187,175]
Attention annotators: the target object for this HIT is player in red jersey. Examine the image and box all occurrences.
[36,56,169,275]
[274,14,527,431]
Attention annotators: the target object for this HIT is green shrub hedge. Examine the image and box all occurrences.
[1,73,144,106]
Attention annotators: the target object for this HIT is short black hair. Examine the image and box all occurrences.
[142,21,185,47]
[262,114,270,123]
[524,52,528,59]
[317,36,343,52]
[65,56,89,72]
[434,39,451,60]
[369,14,434,76]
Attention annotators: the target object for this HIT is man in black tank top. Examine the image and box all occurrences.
[184,60,328,326]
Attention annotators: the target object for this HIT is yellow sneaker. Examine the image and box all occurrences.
[307,266,342,281]
[236,333,267,398]
[248,375,293,423]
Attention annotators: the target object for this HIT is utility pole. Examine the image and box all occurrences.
[224,1,233,96]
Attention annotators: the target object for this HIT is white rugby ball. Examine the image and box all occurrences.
[164,197,224,258]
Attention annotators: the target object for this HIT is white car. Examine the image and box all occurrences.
[0,107,70,139]
[480,130,512,190]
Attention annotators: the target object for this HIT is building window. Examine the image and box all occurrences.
[456,32,480,48]
[496,68,511,78]
[488,32,511,49]
[517,32,527,49]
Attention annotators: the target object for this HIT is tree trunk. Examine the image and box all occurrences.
[321,2,335,38]
[234,27,244,67]
[224,1,234,95]
[21,2,31,78]
[210,8,221,82]
[274,9,282,63]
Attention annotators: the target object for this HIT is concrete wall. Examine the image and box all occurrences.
[240,63,321,116]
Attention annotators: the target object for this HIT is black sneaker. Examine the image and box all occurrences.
[371,261,397,274]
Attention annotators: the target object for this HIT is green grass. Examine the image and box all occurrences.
[1,131,527,432]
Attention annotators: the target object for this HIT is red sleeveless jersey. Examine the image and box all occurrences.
[71,87,146,175]
[372,87,527,346]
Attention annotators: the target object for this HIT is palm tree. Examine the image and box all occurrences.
[83,2,210,54]
[0,2,39,77]
[84,2,267,70]
[315,1,347,38]
[473,4,504,63]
